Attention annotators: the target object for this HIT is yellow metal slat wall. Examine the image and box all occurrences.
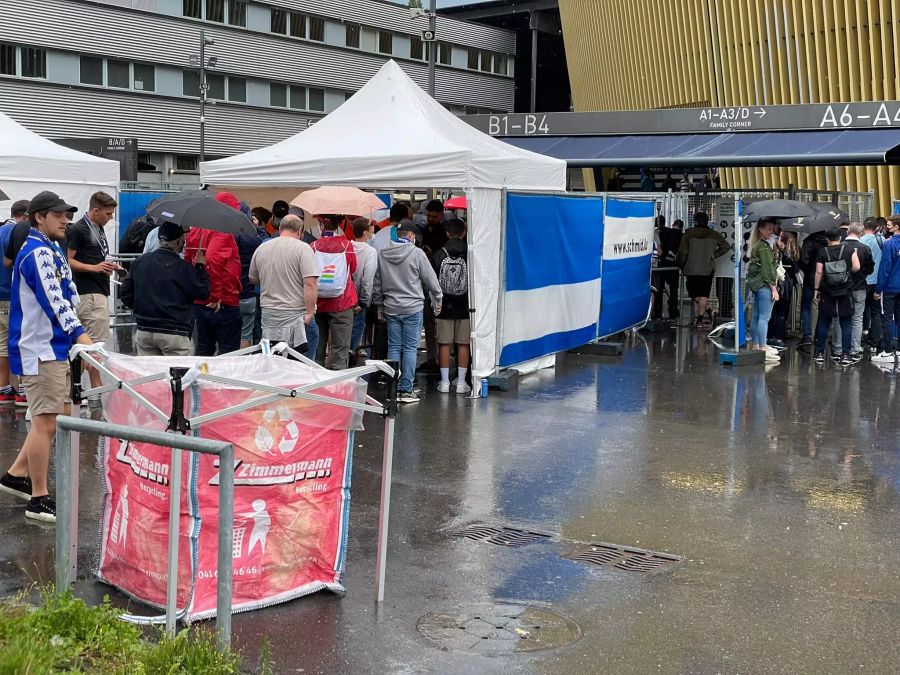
[558,0,898,215]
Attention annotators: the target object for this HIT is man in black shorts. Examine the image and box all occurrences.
[676,212,729,329]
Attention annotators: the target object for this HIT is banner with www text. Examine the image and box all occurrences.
[597,198,655,338]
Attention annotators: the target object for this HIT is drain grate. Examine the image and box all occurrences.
[449,522,552,548]
[417,603,581,654]
[566,544,683,573]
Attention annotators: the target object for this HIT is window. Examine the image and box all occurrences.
[439,42,451,65]
[467,48,478,70]
[205,0,225,22]
[108,59,130,88]
[289,85,306,109]
[494,54,508,75]
[228,76,246,102]
[271,8,287,34]
[344,91,354,102]
[207,73,225,100]
[0,43,14,75]
[308,16,324,42]
[183,0,201,18]
[133,63,155,91]
[410,35,423,61]
[308,87,324,111]
[175,155,199,172]
[21,48,45,78]
[289,12,306,38]
[270,83,287,107]
[138,153,158,172]
[378,31,393,55]
[228,0,247,26]
[480,50,492,72]
[183,70,201,97]
[80,55,103,85]
[346,24,360,48]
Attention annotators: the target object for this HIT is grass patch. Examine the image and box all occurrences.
[0,588,254,673]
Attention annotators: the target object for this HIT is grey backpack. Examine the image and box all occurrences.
[823,245,850,296]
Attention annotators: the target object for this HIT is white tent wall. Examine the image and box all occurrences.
[466,187,501,379]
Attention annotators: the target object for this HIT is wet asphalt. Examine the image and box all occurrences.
[0,328,898,674]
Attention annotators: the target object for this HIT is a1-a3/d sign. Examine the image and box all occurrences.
[462,101,900,137]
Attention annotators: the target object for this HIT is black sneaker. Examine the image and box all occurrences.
[0,473,32,501]
[840,354,852,367]
[831,353,842,363]
[25,495,56,523]
[798,336,813,347]
[398,391,421,404]
[814,352,825,363]
[850,352,864,364]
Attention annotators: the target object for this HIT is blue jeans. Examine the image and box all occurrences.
[817,310,851,355]
[194,305,241,356]
[800,285,815,338]
[750,287,774,347]
[350,309,367,353]
[386,311,423,393]
[305,316,319,358]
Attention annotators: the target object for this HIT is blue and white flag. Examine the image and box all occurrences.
[499,193,604,367]
[597,198,655,337]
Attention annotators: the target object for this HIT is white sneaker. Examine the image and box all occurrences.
[456,381,472,395]
[764,352,781,363]
[871,350,897,363]
[764,345,780,355]
[436,381,451,394]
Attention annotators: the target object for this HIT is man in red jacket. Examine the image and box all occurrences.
[311,216,357,369]
[183,192,243,356]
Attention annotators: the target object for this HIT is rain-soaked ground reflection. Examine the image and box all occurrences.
[0,331,896,674]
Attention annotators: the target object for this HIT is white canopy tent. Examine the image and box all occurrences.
[0,111,119,226]
[201,60,566,378]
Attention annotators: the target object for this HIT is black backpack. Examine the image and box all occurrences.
[822,245,850,296]
[120,217,156,256]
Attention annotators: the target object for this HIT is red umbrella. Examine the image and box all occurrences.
[445,195,467,210]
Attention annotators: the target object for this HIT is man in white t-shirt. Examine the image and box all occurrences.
[248,215,319,353]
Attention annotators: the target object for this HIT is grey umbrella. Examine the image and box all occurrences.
[145,190,256,236]
[742,198,816,223]
[779,202,849,234]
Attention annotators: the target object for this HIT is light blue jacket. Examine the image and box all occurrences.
[859,233,883,286]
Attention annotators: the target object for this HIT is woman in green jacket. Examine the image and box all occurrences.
[747,217,780,361]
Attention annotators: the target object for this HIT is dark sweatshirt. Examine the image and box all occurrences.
[120,248,210,336]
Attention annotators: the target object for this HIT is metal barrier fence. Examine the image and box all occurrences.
[55,415,235,650]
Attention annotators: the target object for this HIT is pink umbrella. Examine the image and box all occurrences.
[291,186,387,216]
[445,195,467,210]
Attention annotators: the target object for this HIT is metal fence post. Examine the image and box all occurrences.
[375,360,399,603]
[55,426,79,592]
[165,446,182,637]
[216,443,234,651]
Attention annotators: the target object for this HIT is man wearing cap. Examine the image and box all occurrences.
[120,222,210,356]
[0,199,29,405]
[0,191,92,523]
[372,220,442,403]
[65,191,121,404]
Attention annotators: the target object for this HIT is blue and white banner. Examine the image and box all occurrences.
[499,193,604,367]
[597,198,655,338]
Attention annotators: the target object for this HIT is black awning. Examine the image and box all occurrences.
[504,129,900,167]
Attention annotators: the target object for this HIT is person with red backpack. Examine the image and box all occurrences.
[311,216,357,369]
[432,218,471,394]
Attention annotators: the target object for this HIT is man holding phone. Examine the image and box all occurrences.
[65,191,121,405]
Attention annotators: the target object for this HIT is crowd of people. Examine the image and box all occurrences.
[654,211,900,366]
[0,189,472,522]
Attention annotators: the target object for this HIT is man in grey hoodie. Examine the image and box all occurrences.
[372,220,442,403]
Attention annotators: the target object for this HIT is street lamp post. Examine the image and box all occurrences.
[199,30,215,164]
[427,0,436,98]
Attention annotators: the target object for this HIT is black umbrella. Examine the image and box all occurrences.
[779,202,849,234]
[742,198,816,223]
[145,190,255,236]
[0,188,8,200]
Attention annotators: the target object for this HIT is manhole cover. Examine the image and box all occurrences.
[417,603,581,654]
[449,522,552,548]
[566,544,683,573]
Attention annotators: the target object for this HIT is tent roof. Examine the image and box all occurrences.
[200,60,566,191]
[0,111,119,185]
